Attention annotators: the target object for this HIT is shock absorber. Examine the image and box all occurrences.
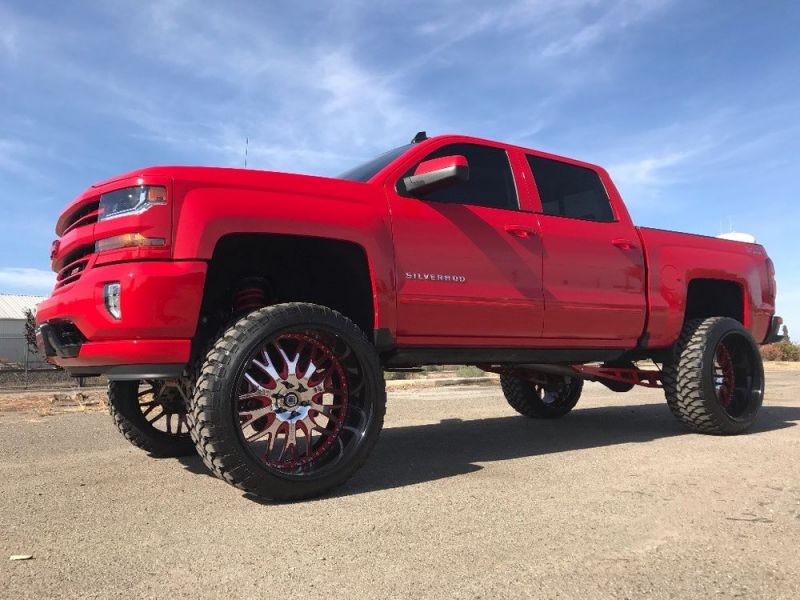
[232,277,268,315]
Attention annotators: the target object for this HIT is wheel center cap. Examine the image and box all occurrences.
[283,392,299,408]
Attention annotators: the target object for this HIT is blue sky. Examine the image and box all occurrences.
[1,0,798,331]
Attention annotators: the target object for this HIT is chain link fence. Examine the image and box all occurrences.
[0,320,103,390]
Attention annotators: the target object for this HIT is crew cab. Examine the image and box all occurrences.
[36,132,783,501]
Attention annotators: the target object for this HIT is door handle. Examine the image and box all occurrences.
[611,238,637,251]
[505,225,536,239]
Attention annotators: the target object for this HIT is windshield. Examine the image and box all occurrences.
[338,144,413,182]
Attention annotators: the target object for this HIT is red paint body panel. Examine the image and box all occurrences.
[382,138,546,344]
[414,154,468,175]
[162,169,395,335]
[636,227,773,347]
[36,134,778,372]
[36,260,206,367]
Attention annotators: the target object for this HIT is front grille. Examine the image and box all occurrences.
[62,200,100,235]
[55,250,92,288]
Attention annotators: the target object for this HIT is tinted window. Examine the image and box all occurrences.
[526,155,614,222]
[339,144,413,182]
[398,143,518,210]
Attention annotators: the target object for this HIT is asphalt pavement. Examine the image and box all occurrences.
[2,371,799,599]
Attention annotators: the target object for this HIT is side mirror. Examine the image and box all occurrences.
[403,155,469,194]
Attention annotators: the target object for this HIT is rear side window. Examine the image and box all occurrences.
[398,143,518,211]
[526,155,615,222]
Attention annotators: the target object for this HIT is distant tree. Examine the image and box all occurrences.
[23,308,38,353]
[781,324,790,343]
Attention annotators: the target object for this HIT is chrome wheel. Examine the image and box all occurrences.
[711,332,762,420]
[501,374,583,419]
[662,316,764,435]
[138,379,192,437]
[190,303,386,500]
[108,377,196,457]
[235,331,369,475]
[533,378,581,408]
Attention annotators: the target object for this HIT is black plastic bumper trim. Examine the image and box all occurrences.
[66,364,185,381]
[36,323,81,359]
[382,347,624,368]
[373,328,396,353]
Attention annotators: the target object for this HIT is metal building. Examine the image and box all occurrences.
[0,294,47,368]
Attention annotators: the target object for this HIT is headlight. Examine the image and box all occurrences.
[98,185,166,221]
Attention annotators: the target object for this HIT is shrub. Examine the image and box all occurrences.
[761,340,800,361]
[455,365,486,378]
[384,370,415,380]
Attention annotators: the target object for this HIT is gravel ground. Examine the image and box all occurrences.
[1,370,799,599]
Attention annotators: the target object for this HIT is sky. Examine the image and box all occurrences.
[0,0,798,331]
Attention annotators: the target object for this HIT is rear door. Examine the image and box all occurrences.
[524,154,646,342]
[386,142,544,343]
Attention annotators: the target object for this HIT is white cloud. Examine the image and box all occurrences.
[0,268,54,293]
[609,149,696,189]
[590,99,800,209]
[406,0,672,65]
[0,138,45,181]
[0,5,20,61]
[0,0,681,179]
[0,28,18,60]
[539,0,671,58]
[80,6,432,173]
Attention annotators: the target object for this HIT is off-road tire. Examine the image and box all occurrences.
[190,303,386,501]
[662,317,764,435]
[108,380,196,457]
[500,375,583,418]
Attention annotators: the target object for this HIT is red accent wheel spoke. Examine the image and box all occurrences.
[714,343,736,408]
[237,332,349,472]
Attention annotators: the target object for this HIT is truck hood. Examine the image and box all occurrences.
[55,165,377,236]
[92,165,373,200]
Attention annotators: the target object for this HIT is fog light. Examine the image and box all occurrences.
[104,282,122,320]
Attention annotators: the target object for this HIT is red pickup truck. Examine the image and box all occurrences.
[36,132,783,500]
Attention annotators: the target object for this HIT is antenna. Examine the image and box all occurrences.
[244,137,249,168]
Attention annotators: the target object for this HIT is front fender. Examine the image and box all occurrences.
[170,175,397,333]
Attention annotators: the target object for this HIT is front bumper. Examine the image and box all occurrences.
[762,316,785,345]
[36,260,207,377]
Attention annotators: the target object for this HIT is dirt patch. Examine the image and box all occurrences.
[0,388,107,417]
[763,361,800,370]
[1,363,794,416]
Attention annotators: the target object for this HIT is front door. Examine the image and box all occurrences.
[387,142,544,343]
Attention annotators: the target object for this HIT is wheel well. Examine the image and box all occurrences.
[196,234,374,349]
[684,279,744,325]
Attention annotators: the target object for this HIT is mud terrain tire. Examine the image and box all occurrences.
[190,303,386,501]
[662,317,764,435]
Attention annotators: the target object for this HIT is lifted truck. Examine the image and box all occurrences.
[36,132,784,500]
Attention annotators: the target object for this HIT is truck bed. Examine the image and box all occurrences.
[636,226,773,348]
